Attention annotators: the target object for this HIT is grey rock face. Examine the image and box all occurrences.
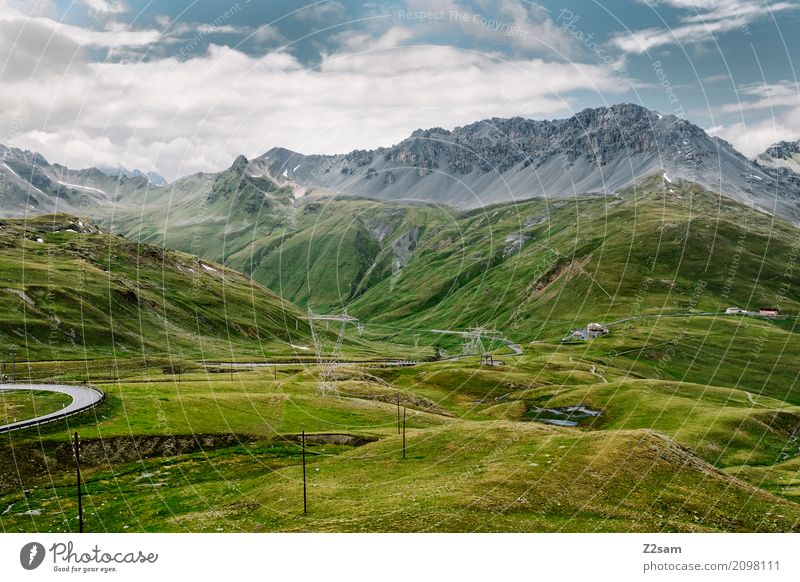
[258,104,800,223]
[0,145,159,217]
[756,139,800,174]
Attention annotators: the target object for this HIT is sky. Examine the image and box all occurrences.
[0,0,798,181]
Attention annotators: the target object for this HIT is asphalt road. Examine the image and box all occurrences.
[0,384,104,433]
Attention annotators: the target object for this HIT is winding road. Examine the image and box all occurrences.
[506,342,524,355]
[0,384,104,433]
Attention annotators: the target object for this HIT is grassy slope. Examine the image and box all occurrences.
[0,390,72,424]
[3,177,800,532]
[4,322,800,533]
[109,173,800,345]
[113,190,452,310]
[0,214,312,360]
[349,176,800,343]
[3,419,798,533]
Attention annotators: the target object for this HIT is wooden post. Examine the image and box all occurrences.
[301,431,307,515]
[73,432,83,533]
[402,407,406,460]
[396,393,401,435]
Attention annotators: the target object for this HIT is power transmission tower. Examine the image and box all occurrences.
[306,307,359,397]
[431,326,504,356]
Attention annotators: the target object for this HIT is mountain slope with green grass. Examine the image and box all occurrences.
[0,214,312,360]
[4,175,800,533]
[347,175,800,342]
[111,171,800,345]
[112,165,452,310]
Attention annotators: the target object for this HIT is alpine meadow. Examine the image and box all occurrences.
[2,0,800,544]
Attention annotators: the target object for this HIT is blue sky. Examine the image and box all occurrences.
[1,0,798,179]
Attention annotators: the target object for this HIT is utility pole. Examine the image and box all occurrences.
[396,393,401,435]
[10,345,16,384]
[73,432,83,533]
[402,407,407,460]
[301,431,307,515]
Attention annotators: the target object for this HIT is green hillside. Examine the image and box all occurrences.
[0,214,311,360]
[113,181,451,310]
[348,175,800,341]
[4,177,800,533]
[111,172,800,346]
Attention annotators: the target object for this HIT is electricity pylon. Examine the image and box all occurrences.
[431,326,504,356]
[306,307,359,397]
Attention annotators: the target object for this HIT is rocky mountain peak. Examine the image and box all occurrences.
[765,140,800,159]
[229,155,250,174]
[255,104,800,223]
[756,139,800,175]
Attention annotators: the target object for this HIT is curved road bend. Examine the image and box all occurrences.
[0,384,104,433]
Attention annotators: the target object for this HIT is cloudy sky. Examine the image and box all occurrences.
[1,0,798,181]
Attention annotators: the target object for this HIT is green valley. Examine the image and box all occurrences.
[2,176,800,532]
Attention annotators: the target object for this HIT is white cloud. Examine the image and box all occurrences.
[718,80,800,113]
[251,25,286,45]
[709,80,800,154]
[707,106,800,156]
[0,29,633,181]
[153,14,171,29]
[3,0,57,17]
[170,22,247,36]
[611,0,798,54]
[0,18,85,80]
[296,1,347,22]
[80,0,127,16]
[330,26,415,54]
[0,8,162,48]
[401,0,577,56]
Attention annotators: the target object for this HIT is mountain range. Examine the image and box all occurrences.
[0,144,159,217]
[258,103,800,222]
[2,104,799,221]
[96,166,167,187]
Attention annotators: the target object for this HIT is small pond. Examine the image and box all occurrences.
[527,404,601,427]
